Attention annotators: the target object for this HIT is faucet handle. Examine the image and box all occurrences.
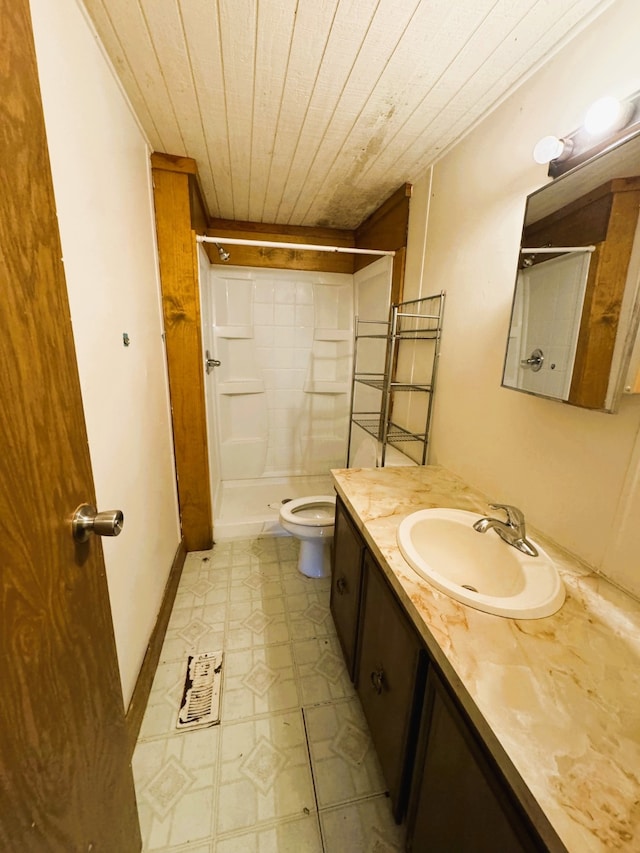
[489,503,526,530]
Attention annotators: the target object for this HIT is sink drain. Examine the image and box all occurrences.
[461,584,479,593]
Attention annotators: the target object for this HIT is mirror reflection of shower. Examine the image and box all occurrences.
[503,250,591,401]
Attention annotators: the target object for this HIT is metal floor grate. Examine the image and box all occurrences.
[176,650,223,730]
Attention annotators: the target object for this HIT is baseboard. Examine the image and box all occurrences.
[125,538,187,756]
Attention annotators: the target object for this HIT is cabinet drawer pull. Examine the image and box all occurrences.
[336,577,347,594]
[370,667,385,695]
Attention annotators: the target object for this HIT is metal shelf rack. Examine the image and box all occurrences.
[348,292,445,467]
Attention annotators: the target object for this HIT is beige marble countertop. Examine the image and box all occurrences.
[331,465,640,853]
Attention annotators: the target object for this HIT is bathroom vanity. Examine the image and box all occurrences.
[330,465,640,852]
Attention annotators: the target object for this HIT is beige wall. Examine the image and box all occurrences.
[31,0,181,706]
[405,0,640,597]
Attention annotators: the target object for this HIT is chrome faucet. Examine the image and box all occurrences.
[472,503,538,557]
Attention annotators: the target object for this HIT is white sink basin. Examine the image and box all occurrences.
[396,508,565,619]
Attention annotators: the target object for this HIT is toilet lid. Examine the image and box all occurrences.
[279,495,336,526]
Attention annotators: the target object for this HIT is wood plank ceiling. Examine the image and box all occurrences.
[83,0,612,229]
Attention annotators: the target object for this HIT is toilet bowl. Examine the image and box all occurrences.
[279,495,336,578]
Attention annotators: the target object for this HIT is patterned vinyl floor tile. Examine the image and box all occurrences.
[133,536,404,853]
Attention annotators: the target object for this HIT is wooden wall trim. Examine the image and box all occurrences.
[568,186,640,408]
[354,183,412,276]
[356,183,412,247]
[350,183,413,308]
[206,218,356,273]
[152,164,212,549]
[209,217,356,243]
[189,177,209,234]
[203,185,411,277]
[152,152,210,234]
[126,539,187,755]
[151,152,198,175]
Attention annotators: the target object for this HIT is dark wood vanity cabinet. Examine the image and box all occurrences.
[329,499,556,852]
[330,498,365,678]
[356,550,427,821]
[406,668,547,852]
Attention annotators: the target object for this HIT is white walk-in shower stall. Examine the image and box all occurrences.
[199,246,389,539]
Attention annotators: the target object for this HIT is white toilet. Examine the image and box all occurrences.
[279,495,336,578]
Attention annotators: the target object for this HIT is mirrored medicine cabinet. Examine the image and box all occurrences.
[502,132,640,412]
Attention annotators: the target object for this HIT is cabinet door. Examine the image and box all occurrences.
[408,669,546,853]
[330,498,365,679]
[357,551,426,821]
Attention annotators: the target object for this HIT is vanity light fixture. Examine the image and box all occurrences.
[533,88,640,177]
[583,96,634,137]
[532,135,572,165]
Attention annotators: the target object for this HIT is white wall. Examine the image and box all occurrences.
[30,0,181,706]
[405,0,640,597]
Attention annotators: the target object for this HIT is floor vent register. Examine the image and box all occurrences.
[176,650,223,730]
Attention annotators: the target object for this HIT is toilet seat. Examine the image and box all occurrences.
[279,495,336,527]
[279,495,336,578]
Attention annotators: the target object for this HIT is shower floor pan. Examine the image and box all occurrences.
[213,474,334,540]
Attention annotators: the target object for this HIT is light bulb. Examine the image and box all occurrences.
[532,135,571,165]
[584,96,633,136]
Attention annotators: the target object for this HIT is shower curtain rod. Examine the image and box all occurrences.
[196,234,395,257]
[520,246,596,254]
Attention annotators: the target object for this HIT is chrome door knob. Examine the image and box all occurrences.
[205,350,221,374]
[72,504,124,543]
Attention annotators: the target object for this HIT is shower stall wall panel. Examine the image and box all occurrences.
[198,245,222,521]
[201,263,354,539]
[348,257,396,466]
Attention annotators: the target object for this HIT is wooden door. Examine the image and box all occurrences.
[0,1,141,850]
